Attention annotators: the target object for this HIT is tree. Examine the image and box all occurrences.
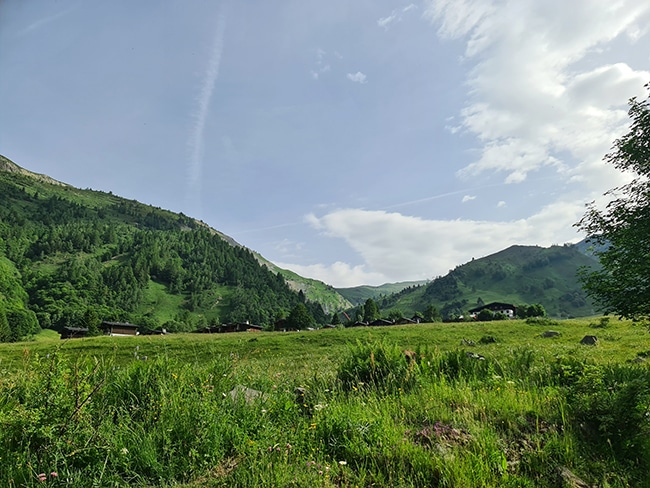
[286,303,315,330]
[387,309,404,321]
[363,298,380,323]
[577,83,650,319]
[331,311,341,325]
[423,304,441,323]
[0,309,11,342]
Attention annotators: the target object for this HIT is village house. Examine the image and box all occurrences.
[468,302,517,319]
[100,321,139,336]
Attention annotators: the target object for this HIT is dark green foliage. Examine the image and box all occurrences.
[387,309,404,321]
[577,83,650,320]
[0,160,327,334]
[477,309,495,321]
[0,309,10,342]
[362,298,380,322]
[331,311,341,325]
[286,303,315,330]
[423,304,441,322]
[518,304,546,318]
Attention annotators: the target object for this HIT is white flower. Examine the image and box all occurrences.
[338,460,347,466]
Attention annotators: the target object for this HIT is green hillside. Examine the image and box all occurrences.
[0,155,332,340]
[262,262,353,314]
[373,244,600,319]
[336,280,428,305]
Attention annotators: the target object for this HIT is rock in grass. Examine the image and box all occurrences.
[557,466,591,488]
[580,335,598,346]
[229,385,263,405]
[541,330,561,338]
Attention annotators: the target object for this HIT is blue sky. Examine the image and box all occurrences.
[1,0,649,287]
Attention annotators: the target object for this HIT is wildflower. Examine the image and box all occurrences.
[120,447,129,455]
[286,443,292,450]
[37,473,47,482]
[50,472,58,478]
[339,460,347,466]
[309,423,317,430]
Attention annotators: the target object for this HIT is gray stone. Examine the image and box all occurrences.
[541,330,561,338]
[580,335,598,346]
[229,385,263,405]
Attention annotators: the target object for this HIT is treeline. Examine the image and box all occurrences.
[0,171,325,341]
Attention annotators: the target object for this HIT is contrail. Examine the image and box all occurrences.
[187,3,227,214]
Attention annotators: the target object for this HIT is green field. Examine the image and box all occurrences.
[1,318,649,487]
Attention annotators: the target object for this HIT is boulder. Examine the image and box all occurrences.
[229,385,263,405]
[580,335,598,346]
[541,330,561,338]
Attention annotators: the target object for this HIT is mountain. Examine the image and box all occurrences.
[0,155,347,340]
[370,244,600,319]
[336,281,428,306]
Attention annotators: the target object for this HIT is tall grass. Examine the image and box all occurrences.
[1,320,650,486]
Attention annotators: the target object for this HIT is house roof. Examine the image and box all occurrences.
[468,302,517,313]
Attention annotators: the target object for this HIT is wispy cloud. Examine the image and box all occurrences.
[462,195,476,203]
[377,4,417,30]
[346,71,368,84]
[17,4,79,36]
[186,3,227,213]
[310,48,332,80]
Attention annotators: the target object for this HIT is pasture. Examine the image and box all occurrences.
[1,317,649,487]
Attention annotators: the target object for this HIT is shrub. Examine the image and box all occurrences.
[336,340,419,393]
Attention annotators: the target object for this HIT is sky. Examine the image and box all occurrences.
[1,1,649,287]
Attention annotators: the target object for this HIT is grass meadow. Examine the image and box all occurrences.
[1,317,650,487]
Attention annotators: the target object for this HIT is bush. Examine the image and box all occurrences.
[567,364,650,464]
[337,340,419,393]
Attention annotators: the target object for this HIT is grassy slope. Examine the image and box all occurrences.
[382,245,599,318]
[336,281,428,305]
[1,316,646,373]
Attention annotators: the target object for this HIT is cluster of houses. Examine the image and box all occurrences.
[60,302,519,339]
[60,321,160,339]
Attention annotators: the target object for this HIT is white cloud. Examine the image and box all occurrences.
[346,71,368,84]
[275,261,387,289]
[377,4,418,29]
[310,48,332,80]
[496,200,506,208]
[377,13,399,29]
[291,202,585,286]
[424,0,650,195]
[462,195,476,203]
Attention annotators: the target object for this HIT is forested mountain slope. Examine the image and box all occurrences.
[0,155,330,340]
[372,244,600,319]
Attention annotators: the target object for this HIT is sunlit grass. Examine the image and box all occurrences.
[1,318,649,486]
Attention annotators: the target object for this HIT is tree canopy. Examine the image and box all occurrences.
[577,82,650,319]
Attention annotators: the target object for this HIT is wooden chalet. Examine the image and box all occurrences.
[100,321,139,336]
[468,302,517,319]
[395,317,418,325]
[60,326,89,339]
[369,318,395,327]
[198,322,263,333]
[346,321,368,328]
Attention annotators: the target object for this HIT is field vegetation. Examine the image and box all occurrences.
[2,317,649,487]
